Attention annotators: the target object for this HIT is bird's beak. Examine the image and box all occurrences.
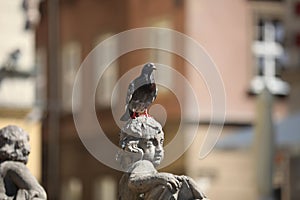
[153,66,157,70]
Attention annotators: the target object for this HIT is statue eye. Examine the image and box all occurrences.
[0,138,13,146]
[146,141,153,148]
[15,141,24,149]
[151,139,158,146]
[160,139,164,145]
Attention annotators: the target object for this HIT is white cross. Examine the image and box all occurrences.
[251,21,289,95]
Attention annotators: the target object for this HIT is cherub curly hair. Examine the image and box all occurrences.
[117,116,163,170]
[0,125,31,164]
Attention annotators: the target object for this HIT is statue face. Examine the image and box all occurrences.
[0,126,31,164]
[139,133,164,167]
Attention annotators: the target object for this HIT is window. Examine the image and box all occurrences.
[61,177,83,200]
[286,0,300,69]
[249,0,283,2]
[253,19,285,78]
[61,41,81,111]
[249,10,290,95]
[0,49,35,107]
[93,176,117,200]
[93,33,118,108]
[148,19,174,94]
[35,47,46,110]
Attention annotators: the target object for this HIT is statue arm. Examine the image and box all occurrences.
[128,171,180,194]
[2,161,47,200]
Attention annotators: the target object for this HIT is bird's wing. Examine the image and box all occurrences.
[125,81,135,104]
[120,107,130,121]
[121,81,135,121]
[154,86,158,100]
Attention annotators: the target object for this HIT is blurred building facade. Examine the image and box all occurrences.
[35,0,300,200]
[184,1,300,200]
[36,0,185,199]
[0,0,42,182]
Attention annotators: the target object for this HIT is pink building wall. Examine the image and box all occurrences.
[185,0,256,123]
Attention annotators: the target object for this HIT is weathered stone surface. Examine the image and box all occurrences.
[121,116,162,139]
[0,125,47,200]
[118,116,208,200]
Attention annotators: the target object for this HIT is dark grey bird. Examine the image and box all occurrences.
[120,63,158,121]
[0,49,32,85]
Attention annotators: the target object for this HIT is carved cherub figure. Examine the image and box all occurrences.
[117,116,208,200]
[0,125,47,200]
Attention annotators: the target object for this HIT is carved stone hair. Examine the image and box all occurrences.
[119,115,163,148]
[0,125,31,164]
[117,116,163,170]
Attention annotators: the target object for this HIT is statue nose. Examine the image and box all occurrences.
[156,145,163,152]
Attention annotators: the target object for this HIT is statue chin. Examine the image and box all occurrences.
[152,160,161,167]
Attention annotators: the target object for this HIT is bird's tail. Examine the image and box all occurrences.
[120,108,131,121]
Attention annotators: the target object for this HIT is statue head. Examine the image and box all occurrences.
[0,125,31,164]
[118,116,164,169]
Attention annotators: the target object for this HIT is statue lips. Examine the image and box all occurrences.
[154,156,161,161]
[154,154,163,163]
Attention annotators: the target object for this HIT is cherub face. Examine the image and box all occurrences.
[0,126,30,164]
[139,133,164,167]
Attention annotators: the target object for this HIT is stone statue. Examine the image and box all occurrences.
[117,63,208,199]
[0,125,47,200]
[117,116,208,200]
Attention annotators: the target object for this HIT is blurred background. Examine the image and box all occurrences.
[0,0,300,199]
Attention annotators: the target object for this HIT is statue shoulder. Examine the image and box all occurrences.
[0,161,28,175]
[129,160,157,175]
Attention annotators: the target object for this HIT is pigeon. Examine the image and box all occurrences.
[120,63,158,121]
[0,49,32,84]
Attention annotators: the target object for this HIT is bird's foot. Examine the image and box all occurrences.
[140,110,151,118]
[131,112,138,119]
[131,110,152,118]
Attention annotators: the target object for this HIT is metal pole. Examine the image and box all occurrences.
[254,87,275,200]
[47,0,60,199]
